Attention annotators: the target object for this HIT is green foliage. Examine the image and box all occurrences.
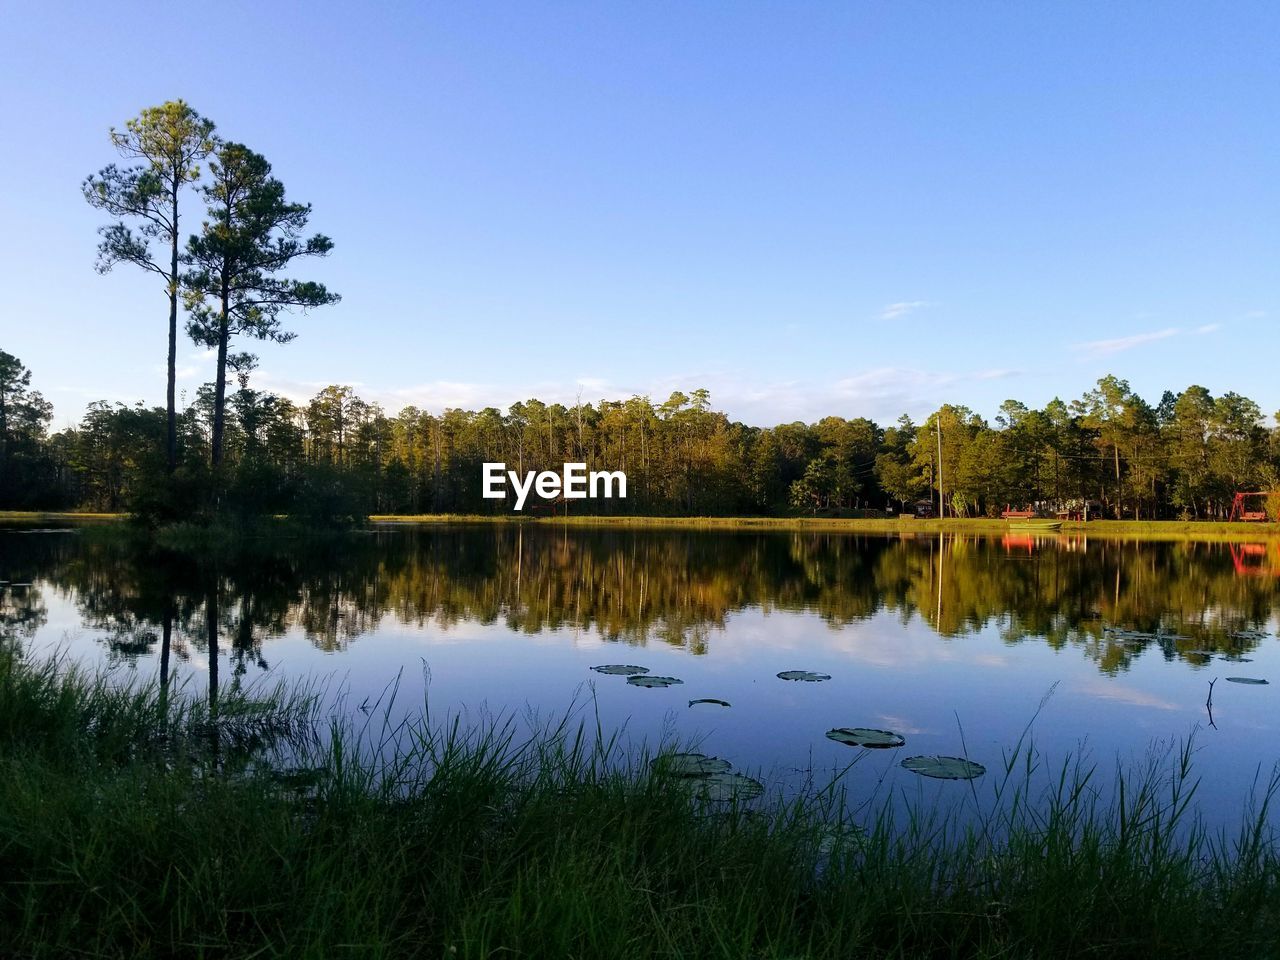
[13,343,1280,521]
[82,101,217,278]
[1266,491,1280,522]
[83,100,217,474]
[182,141,340,476]
[0,350,59,508]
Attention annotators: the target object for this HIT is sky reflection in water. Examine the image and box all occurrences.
[3,524,1280,828]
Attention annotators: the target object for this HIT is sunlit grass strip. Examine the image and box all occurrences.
[11,510,1280,541]
[0,510,125,522]
[369,512,1280,540]
[1,649,1278,958]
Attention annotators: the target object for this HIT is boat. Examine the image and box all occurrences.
[1006,519,1062,531]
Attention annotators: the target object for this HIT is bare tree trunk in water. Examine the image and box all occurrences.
[206,587,219,739]
[159,604,173,715]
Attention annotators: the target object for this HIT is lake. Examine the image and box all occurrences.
[4,522,1280,827]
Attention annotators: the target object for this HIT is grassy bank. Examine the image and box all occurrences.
[370,512,1280,540]
[1,647,1278,958]
[9,509,1280,542]
[0,510,126,524]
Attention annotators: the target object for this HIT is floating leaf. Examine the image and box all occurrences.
[1104,627,1152,640]
[901,755,986,780]
[817,823,867,856]
[777,670,831,682]
[591,664,649,676]
[1226,677,1270,685]
[688,698,731,708]
[826,727,906,749]
[695,772,765,802]
[1231,630,1269,642]
[651,752,732,777]
[627,675,683,687]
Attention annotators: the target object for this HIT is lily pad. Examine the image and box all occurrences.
[591,664,649,675]
[817,823,867,856]
[901,755,986,780]
[651,752,733,777]
[1231,630,1269,642]
[826,727,906,749]
[627,675,683,687]
[777,670,831,682]
[688,698,731,708]
[1226,677,1270,685]
[1104,627,1153,640]
[694,772,765,802]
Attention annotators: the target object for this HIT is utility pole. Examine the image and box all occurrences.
[936,412,944,518]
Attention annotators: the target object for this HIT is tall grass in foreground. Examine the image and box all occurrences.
[1,647,1278,959]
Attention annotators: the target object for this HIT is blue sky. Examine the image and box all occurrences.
[2,1,1276,429]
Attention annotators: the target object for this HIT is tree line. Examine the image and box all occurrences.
[2,347,1278,521]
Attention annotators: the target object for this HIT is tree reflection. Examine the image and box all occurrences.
[5,526,1279,677]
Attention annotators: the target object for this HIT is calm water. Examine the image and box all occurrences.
[4,523,1280,825]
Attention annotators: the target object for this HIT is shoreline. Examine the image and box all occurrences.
[7,510,1280,542]
[369,513,1280,541]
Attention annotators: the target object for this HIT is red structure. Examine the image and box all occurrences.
[1001,534,1036,555]
[1001,505,1036,520]
[1230,542,1280,576]
[1229,491,1272,522]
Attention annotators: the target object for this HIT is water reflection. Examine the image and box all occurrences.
[1229,541,1280,577]
[2,526,1278,679]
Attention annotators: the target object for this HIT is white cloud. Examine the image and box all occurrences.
[879,301,932,321]
[1073,327,1180,357]
[1068,678,1180,712]
[238,367,1024,428]
[1195,323,1221,335]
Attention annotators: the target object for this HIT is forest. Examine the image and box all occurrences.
[2,347,1278,522]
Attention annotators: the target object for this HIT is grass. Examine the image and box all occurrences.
[2,646,1279,958]
[0,510,125,523]
[11,509,1280,541]
[370,512,1280,541]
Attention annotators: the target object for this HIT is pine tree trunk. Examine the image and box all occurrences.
[211,297,230,469]
[166,175,180,475]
